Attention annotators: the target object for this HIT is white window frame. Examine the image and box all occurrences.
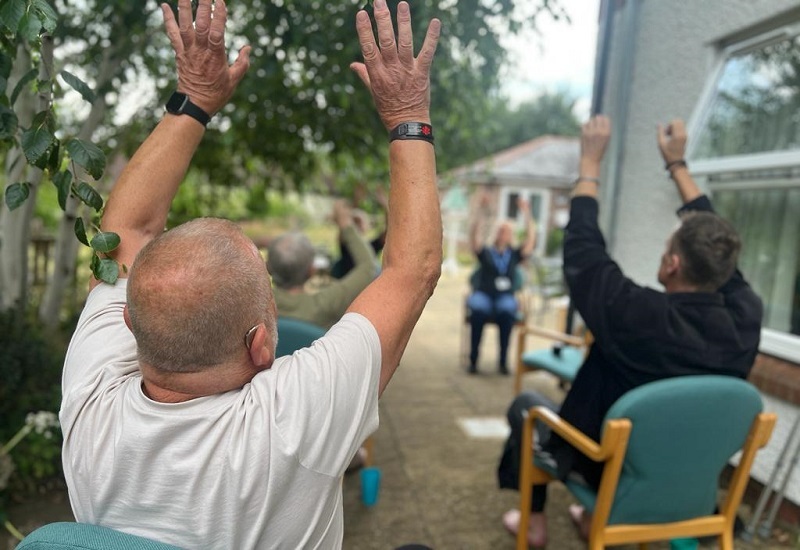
[498,186,550,257]
[687,22,800,363]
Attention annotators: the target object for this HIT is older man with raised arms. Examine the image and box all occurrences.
[60,0,441,548]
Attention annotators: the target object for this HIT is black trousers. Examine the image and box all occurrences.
[497,391,559,511]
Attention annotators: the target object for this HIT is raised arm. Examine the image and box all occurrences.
[657,119,702,204]
[573,115,611,199]
[346,0,441,395]
[324,201,378,314]
[469,190,491,255]
[518,198,537,258]
[94,0,250,289]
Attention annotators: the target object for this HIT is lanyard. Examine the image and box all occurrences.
[490,248,512,275]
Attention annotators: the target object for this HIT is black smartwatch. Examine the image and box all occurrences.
[165,92,211,127]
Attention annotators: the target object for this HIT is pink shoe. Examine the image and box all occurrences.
[568,504,591,541]
[502,509,547,548]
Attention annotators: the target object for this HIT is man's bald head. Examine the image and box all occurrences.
[127,218,274,372]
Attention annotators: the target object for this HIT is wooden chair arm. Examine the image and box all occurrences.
[527,407,627,463]
[527,407,603,461]
[518,325,585,348]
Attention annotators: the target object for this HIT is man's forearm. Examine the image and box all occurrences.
[384,141,441,275]
[103,115,204,241]
[573,158,600,198]
[669,165,702,204]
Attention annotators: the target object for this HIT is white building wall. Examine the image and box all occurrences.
[597,0,800,504]
[600,0,799,284]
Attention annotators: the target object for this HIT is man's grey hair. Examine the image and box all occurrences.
[267,232,315,289]
[127,218,274,372]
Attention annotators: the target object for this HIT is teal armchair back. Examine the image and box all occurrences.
[519,374,776,550]
[17,522,181,549]
[275,317,326,358]
[603,375,763,525]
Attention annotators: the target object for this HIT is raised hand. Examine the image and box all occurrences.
[580,115,612,166]
[350,0,441,131]
[332,199,354,229]
[657,119,687,165]
[161,0,251,116]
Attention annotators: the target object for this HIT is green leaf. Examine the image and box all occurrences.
[18,12,43,42]
[31,0,57,33]
[52,170,71,210]
[0,51,12,80]
[21,113,56,168]
[5,182,29,210]
[74,217,89,246]
[0,0,25,34]
[47,139,60,173]
[93,257,119,285]
[60,70,96,104]
[66,139,105,180]
[10,68,38,106]
[74,181,103,211]
[90,231,120,254]
[0,103,18,140]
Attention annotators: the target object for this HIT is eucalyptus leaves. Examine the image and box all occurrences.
[0,0,119,284]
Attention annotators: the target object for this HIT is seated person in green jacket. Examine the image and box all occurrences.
[268,200,378,329]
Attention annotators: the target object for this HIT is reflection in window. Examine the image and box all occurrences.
[694,34,800,159]
[714,185,800,334]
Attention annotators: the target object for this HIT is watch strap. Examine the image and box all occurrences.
[166,92,211,127]
[180,100,211,127]
[389,122,434,144]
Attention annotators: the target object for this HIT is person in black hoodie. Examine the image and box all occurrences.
[498,116,763,547]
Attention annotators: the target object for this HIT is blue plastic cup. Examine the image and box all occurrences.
[669,538,698,550]
[360,466,381,507]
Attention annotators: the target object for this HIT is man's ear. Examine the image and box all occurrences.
[248,323,275,371]
[666,253,681,276]
[123,304,133,332]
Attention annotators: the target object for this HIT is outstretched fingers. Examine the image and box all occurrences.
[373,0,398,64]
[194,0,213,49]
[416,18,441,74]
[356,10,381,70]
[350,62,372,90]
[229,45,252,87]
[176,0,195,50]
[208,0,228,49]
[161,3,184,56]
[396,1,413,66]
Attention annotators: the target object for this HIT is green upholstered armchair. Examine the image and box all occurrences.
[17,522,181,549]
[517,375,776,550]
[275,317,326,358]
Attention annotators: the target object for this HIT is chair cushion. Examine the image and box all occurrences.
[17,522,181,549]
[521,346,583,382]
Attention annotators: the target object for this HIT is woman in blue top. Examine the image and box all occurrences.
[467,194,536,374]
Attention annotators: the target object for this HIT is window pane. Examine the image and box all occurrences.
[507,192,520,218]
[714,187,800,334]
[695,34,800,159]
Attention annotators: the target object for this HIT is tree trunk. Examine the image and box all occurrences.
[0,45,41,313]
[38,48,116,326]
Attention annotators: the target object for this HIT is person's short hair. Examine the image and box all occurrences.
[267,232,315,289]
[127,218,274,372]
[670,211,741,291]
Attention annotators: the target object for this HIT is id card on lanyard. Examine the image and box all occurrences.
[490,248,513,292]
